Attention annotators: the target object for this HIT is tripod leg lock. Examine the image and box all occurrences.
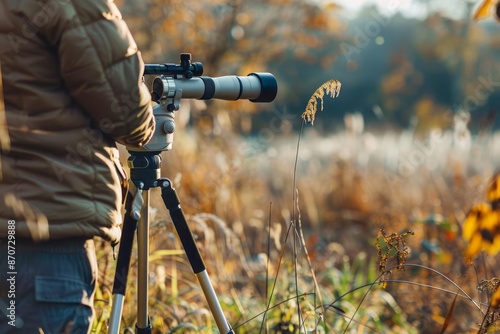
[159,179,181,211]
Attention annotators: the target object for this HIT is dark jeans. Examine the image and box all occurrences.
[0,237,97,334]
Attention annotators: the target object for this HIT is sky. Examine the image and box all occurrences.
[330,0,477,20]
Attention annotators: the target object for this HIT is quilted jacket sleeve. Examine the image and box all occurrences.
[18,0,155,147]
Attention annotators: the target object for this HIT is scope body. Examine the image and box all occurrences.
[151,73,277,103]
[130,59,277,153]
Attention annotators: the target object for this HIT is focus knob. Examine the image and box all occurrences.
[163,120,175,134]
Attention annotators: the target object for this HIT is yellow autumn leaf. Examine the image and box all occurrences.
[488,232,500,255]
[486,174,500,203]
[491,286,500,308]
[463,202,500,260]
[465,232,484,261]
[482,209,499,232]
[474,0,494,20]
[463,202,491,241]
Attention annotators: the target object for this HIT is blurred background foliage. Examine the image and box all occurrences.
[116,0,500,135]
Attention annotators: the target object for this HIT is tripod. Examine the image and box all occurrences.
[106,54,276,333]
[108,149,234,334]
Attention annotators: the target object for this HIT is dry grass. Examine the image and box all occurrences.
[94,114,500,332]
[301,80,341,125]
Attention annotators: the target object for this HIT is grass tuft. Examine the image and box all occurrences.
[301,79,341,125]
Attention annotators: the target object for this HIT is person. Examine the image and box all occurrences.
[0,0,155,332]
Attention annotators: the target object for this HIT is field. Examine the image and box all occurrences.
[93,115,500,333]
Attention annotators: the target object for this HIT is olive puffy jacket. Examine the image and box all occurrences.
[0,0,155,243]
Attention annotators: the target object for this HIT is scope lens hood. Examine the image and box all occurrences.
[248,73,278,103]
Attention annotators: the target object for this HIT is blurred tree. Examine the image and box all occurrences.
[118,0,342,74]
[114,0,500,133]
[116,0,344,133]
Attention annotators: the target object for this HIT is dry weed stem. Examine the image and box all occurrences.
[301,79,341,125]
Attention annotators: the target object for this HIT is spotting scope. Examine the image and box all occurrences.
[145,53,277,104]
[150,73,277,103]
[131,53,278,152]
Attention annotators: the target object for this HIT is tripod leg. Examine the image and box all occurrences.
[159,179,234,334]
[136,190,152,332]
[109,192,140,334]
